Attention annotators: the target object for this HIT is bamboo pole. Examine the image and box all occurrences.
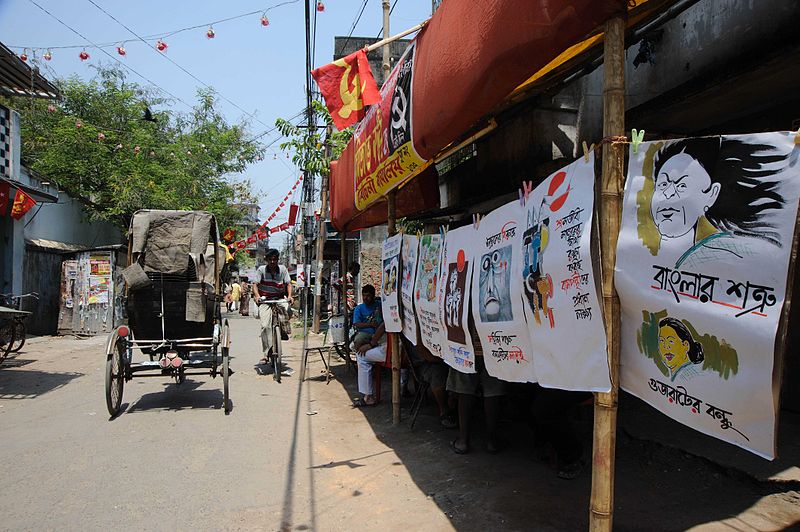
[589,15,626,532]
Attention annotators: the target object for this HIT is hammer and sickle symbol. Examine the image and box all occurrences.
[391,87,407,132]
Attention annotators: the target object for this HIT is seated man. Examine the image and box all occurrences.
[352,284,382,351]
[355,322,387,406]
[403,336,456,428]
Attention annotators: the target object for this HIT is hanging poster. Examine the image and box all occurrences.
[414,234,446,358]
[88,275,110,304]
[353,42,427,211]
[521,155,610,391]
[471,200,537,382]
[616,132,800,459]
[381,234,403,333]
[438,226,477,373]
[401,234,420,344]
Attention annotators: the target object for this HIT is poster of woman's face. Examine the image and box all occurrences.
[478,245,513,322]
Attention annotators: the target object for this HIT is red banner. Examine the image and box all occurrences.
[312,49,381,131]
[10,188,36,220]
[353,42,427,211]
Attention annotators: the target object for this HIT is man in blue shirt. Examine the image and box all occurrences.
[352,284,382,351]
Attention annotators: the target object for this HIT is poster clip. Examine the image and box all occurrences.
[631,129,645,154]
[582,141,595,163]
[472,213,482,230]
[519,180,533,206]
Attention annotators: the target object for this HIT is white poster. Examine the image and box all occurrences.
[616,133,800,459]
[414,234,446,358]
[438,226,477,373]
[471,200,538,382]
[381,234,403,333]
[521,155,611,392]
[401,234,420,344]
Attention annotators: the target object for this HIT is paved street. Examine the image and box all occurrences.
[2,313,800,531]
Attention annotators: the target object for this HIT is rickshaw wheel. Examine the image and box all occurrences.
[221,319,230,414]
[105,333,125,416]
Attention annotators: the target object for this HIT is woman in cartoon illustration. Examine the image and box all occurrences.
[649,137,786,268]
[657,317,704,382]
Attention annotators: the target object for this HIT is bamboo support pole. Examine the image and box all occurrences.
[312,126,333,333]
[589,15,626,532]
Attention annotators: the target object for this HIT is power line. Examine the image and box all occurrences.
[374,0,400,39]
[339,0,371,55]
[11,0,300,51]
[84,0,273,131]
[25,0,195,111]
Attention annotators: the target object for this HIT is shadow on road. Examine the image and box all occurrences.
[0,367,83,399]
[324,360,800,531]
[124,379,225,413]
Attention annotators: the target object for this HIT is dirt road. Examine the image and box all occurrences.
[1,313,798,531]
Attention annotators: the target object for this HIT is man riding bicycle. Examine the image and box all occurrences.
[254,248,293,366]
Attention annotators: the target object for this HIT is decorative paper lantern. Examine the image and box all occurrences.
[316,1,325,12]
[117,45,126,56]
[260,15,270,27]
[43,50,52,61]
[206,27,215,39]
[47,104,56,113]
[79,50,90,61]
[156,40,168,52]
[19,50,28,62]
[97,132,106,141]
[75,120,82,129]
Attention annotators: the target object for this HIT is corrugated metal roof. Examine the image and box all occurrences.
[0,42,61,100]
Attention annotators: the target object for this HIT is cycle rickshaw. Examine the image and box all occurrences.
[104,210,232,416]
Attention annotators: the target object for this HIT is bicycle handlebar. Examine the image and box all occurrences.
[259,298,289,305]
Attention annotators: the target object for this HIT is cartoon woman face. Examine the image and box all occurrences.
[651,152,721,239]
[658,324,691,372]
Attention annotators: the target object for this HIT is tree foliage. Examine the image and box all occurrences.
[3,65,262,229]
[274,100,352,178]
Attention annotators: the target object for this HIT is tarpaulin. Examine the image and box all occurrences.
[330,0,627,229]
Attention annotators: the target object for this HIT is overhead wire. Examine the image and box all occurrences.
[25,0,195,111]
[84,0,273,132]
[339,0,371,55]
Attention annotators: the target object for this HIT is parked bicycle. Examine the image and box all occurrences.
[0,292,39,356]
[260,297,289,383]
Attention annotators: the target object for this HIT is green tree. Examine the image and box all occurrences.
[3,65,261,229]
[274,100,352,178]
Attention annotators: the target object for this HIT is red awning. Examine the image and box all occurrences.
[330,0,626,230]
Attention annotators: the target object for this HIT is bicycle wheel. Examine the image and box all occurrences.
[0,320,15,364]
[11,319,26,353]
[273,325,282,383]
[105,334,125,416]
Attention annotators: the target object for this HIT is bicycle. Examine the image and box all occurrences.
[0,315,15,362]
[259,297,290,383]
[0,292,39,353]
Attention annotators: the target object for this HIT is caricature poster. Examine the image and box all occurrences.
[616,133,800,459]
[381,234,403,333]
[401,234,420,345]
[471,200,538,382]
[414,234,446,358]
[439,226,477,373]
[520,155,610,391]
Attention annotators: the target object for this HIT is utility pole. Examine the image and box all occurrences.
[313,125,333,333]
[300,0,316,378]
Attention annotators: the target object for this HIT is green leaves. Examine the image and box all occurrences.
[3,65,261,230]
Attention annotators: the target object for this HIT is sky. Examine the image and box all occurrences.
[0,0,431,241]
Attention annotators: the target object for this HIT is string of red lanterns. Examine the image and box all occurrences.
[12,1,315,63]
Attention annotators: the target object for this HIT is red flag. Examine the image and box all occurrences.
[0,181,9,216]
[288,203,299,225]
[311,49,381,130]
[279,222,290,231]
[10,188,36,220]
[222,227,236,243]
